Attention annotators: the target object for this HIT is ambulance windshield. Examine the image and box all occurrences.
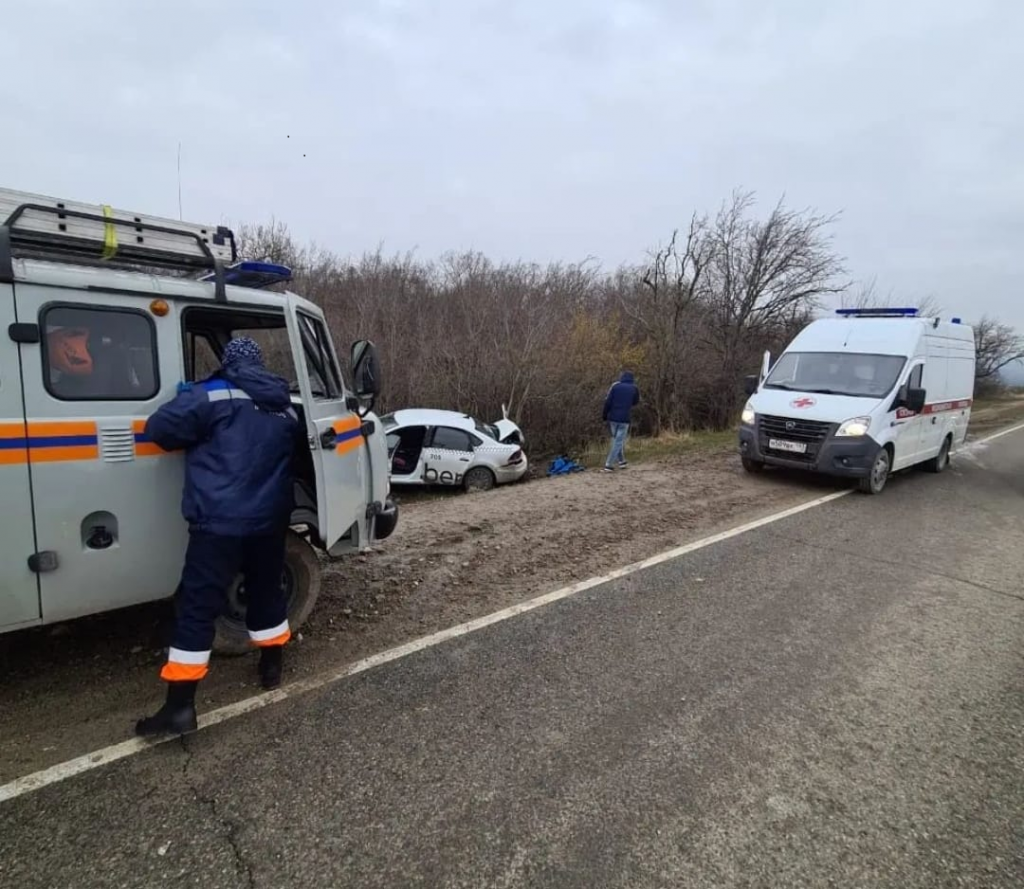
[765,352,906,399]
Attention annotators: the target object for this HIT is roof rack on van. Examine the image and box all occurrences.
[0,187,238,298]
[835,307,919,318]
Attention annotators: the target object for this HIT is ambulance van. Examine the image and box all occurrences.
[0,188,397,651]
[738,308,976,494]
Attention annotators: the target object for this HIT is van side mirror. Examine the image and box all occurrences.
[905,387,926,413]
[744,375,759,396]
[351,340,382,398]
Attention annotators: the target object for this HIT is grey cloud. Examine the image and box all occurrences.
[0,0,1020,326]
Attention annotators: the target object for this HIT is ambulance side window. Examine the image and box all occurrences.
[908,365,923,390]
[42,304,159,401]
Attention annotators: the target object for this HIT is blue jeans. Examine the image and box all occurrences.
[606,422,629,467]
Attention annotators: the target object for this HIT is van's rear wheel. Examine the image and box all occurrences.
[924,436,952,474]
[212,530,321,656]
[858,447,891,495]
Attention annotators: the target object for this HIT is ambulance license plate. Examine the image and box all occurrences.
[769,438,807,454]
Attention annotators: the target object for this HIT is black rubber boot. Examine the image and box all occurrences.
[258,646,284,690]
[135,681,199,737]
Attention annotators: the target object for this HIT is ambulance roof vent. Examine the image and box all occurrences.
[835,307,919,318]
[0,187,237,282]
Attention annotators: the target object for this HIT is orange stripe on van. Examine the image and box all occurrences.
[27,421,98,438]
[0,450,28,465]
[333,416,362,434]
[132,418,169,457]
[0,422,26,439]
[30,444,100,463]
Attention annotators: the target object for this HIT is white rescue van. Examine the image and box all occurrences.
[738,308,975,494]
[0,188,397,650]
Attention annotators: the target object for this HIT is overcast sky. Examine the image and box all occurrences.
[2,0,1020,327]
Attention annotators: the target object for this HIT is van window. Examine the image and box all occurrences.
[181,307,297,386]
[296,313,343,400]
[765,352,906,399]
[907,365,923,389]
[42,305,158,401]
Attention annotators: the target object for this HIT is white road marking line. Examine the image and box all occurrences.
[970,421,1024,444]
[3,422,1023,804]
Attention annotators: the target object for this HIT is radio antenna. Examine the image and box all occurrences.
[177,143,183,220]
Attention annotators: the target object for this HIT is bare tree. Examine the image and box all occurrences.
[702,192,847,426]
[974,315,1024,384]
[223,191,863,450]
[623,213,713,433]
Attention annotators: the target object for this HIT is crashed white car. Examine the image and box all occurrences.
[382,408,528,491]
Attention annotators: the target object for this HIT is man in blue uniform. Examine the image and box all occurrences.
[136,337,302,737]
[602,370,640,472]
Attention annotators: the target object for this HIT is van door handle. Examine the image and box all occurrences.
[320,428,337,450]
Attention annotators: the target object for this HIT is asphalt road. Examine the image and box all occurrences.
[2,433,1023,888]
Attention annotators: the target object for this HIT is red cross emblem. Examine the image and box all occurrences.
[791,397,816,409]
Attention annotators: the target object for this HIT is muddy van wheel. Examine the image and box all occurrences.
[924,436,952,474]
[858,447,891,495]
[212,531,321,656]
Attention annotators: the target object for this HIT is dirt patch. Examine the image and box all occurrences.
[306,452,826,641]
[0,448,825,781]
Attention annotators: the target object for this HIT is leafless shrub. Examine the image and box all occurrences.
[231,193,1015,454]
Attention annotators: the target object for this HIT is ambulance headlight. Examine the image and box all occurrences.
[837,416,871,437]
[741,402,756,426]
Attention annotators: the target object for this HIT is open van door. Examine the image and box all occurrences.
[760,351,772,385]
[285,305,370,554]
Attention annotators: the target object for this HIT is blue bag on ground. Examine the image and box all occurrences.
[547,456,585,476]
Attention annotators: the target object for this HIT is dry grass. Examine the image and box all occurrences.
[574,428,737,469]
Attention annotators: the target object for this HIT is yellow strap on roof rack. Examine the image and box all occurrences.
[100,204,118,260]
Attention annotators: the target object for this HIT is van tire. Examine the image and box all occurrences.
[858,447,891,495]
[211,531,322,656]
[924,436,952,474]
[741,457,765,474]
[463,467,496,493]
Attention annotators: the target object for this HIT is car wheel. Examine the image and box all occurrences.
[924,436,952,474]
[463,466,496,493]
[858,447,891,495]
[211,530,322,656]
[741,457,765,474]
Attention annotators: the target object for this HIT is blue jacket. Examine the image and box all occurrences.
[603,372,640,424]
[145,362,301,536]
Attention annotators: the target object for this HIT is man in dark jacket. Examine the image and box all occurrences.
[602,370,640,472]
[136,337,301,737]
